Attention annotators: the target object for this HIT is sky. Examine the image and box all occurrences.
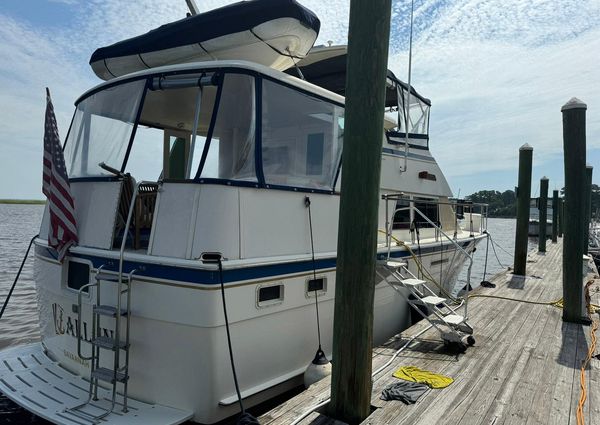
[0,0,599,199]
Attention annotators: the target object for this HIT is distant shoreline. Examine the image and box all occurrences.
[0,199,46,205]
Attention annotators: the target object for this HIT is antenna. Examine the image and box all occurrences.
[400,0,415,173]
[185,0,200,15]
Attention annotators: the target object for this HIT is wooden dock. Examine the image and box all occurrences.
[259,239,600,424]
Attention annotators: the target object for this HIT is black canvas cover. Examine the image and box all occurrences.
[90,0,320,64]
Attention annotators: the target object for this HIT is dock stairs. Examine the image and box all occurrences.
[376,259,475,347]
[63,267,135,423]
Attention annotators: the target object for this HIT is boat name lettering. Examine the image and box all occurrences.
[63,349,89,368]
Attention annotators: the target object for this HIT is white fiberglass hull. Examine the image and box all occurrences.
[22,234,479,424]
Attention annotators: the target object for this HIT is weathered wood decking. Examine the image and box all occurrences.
[259,239,600,425]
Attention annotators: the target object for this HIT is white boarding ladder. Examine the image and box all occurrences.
[377,260,474,345]
[65,181,152,423]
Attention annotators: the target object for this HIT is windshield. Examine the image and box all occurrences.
[64,79,146,178]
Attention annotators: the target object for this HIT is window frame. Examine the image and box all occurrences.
[65,67,344,195]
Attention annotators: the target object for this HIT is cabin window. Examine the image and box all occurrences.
[138,76,217,180]
[261,80,343,190]
[200,74,256,181]
[64,79,146,178]
[306,133,324,175]
[398,87,430,136]
[393,196,411,229]
[414,197,439,229]
[257,283,284,307]
[306,277,327,297]
[66,260,91,292]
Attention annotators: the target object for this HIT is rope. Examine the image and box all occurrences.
[576,280,598,425]
[378,230,459,302]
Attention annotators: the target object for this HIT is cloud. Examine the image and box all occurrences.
[0,0,599,198]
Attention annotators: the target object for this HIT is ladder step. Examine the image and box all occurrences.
[419,296,446,305]
[92,367,128,384]
[91,336,128,351]
[95,272,129,283]
[440,314,465,325]
[93,305,127,317]
[401,278,426,287]
[382,260,407,270]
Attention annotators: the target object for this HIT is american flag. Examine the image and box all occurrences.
[42,88,78,261]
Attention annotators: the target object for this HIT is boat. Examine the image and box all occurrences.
[528,198,553,236]
[0,2,488,424]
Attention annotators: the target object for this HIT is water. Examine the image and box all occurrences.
[455,217,532,290]
[0,207,524,423]
[0,204,48,424]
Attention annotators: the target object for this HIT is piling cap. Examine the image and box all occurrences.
[586,163,593,170]
[541,176,549,181]
[561,97,587,111]
[519,143,533,151]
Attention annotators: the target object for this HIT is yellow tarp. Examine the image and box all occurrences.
[393,366,453,389]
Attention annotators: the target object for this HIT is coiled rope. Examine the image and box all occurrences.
[577,280,599,425]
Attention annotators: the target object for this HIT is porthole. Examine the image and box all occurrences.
[257,283,284,308]
[306,276,327,298]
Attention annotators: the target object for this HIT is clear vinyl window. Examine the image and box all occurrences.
[261,80,343,190]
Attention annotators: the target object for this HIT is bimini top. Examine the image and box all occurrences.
[90,0,320,81]
[285,45,431,108]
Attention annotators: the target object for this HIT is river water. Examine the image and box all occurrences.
[0,205,525,423]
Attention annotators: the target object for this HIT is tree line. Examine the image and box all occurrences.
[465,185,600,218]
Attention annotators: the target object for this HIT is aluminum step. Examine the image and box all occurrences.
[95,272,129,283]
[92,367,128,384]
[0,343,192,425]
[382,260,407,270]
[401,278,426,287]
[93,305,128,317]
[92,336,128,351]
[438,314,465,325]
[419,296,446,305]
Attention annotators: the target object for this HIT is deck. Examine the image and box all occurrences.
[259,239,600,425]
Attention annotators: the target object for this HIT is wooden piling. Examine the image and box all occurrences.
[552,190,558,243]
[329,0,391,422]
[539,177,548,252]
[559,198,564,237]
[514,144,533,275]
[584,165,593,255]
[561,98,587,323]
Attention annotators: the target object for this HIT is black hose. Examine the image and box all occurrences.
[0,234,38,320]
[217,259,259,424]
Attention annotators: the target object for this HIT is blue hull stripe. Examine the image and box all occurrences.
[35,241,473,286]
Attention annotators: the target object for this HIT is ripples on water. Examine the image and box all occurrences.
[0,206,526,423]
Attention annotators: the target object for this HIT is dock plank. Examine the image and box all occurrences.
[258,240,600,425]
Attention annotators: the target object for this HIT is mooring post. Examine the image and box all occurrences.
[561,98,587,323]
[539,177,549,252]
[583,165,593,255]
[552,190,559,243]
[329,0,391,422]
[559,198,564,237]
[514,144,533,275]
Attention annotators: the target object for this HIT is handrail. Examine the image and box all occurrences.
[387,205,475,318]
[114,180,156,411]
[77,282,98,361]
